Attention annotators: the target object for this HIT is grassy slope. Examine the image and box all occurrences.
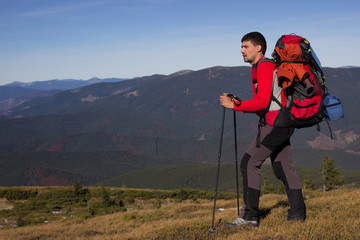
[0,188,359,239]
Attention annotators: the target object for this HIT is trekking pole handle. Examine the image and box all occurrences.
[223,93,241,107]
[223,93,241,101]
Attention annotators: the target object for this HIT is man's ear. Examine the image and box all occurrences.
[256,44,262,53]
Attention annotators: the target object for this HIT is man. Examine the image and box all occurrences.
[220,32,306,227]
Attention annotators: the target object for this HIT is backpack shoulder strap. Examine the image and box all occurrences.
[254,57,275,70]
[256,58,285,110]
[254,57,278,148]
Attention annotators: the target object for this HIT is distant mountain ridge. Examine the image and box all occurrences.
[339,66,360,69]
[0,77,134,114]
[0,66,359,186]
[4,77,133,91]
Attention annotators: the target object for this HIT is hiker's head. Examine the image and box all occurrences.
[241,32,266,64]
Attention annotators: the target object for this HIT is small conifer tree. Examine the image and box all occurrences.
[73,179,82,196]
[100,185,113,207]
[321,155,345,192]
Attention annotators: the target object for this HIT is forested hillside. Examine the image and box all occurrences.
[0,67,359,186]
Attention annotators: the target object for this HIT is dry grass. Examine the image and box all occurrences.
[0,188,359,240]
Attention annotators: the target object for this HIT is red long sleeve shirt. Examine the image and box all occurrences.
[233,57,276,117]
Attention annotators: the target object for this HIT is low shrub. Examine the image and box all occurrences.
[3,189,38,200]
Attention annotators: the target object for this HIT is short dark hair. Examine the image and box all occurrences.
[241,32,267,55]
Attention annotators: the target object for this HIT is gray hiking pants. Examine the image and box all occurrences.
[240,124,306,221]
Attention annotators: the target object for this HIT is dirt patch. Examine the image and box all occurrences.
[0,198,13,210]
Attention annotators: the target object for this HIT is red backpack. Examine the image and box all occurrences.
[268,34,327,129]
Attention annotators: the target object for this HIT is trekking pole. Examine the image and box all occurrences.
[233,109,240,217]
[210,107,226,233]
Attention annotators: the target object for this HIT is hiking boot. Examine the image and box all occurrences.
[224,217,259,228]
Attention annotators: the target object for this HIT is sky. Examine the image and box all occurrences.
[1,0,360,85]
